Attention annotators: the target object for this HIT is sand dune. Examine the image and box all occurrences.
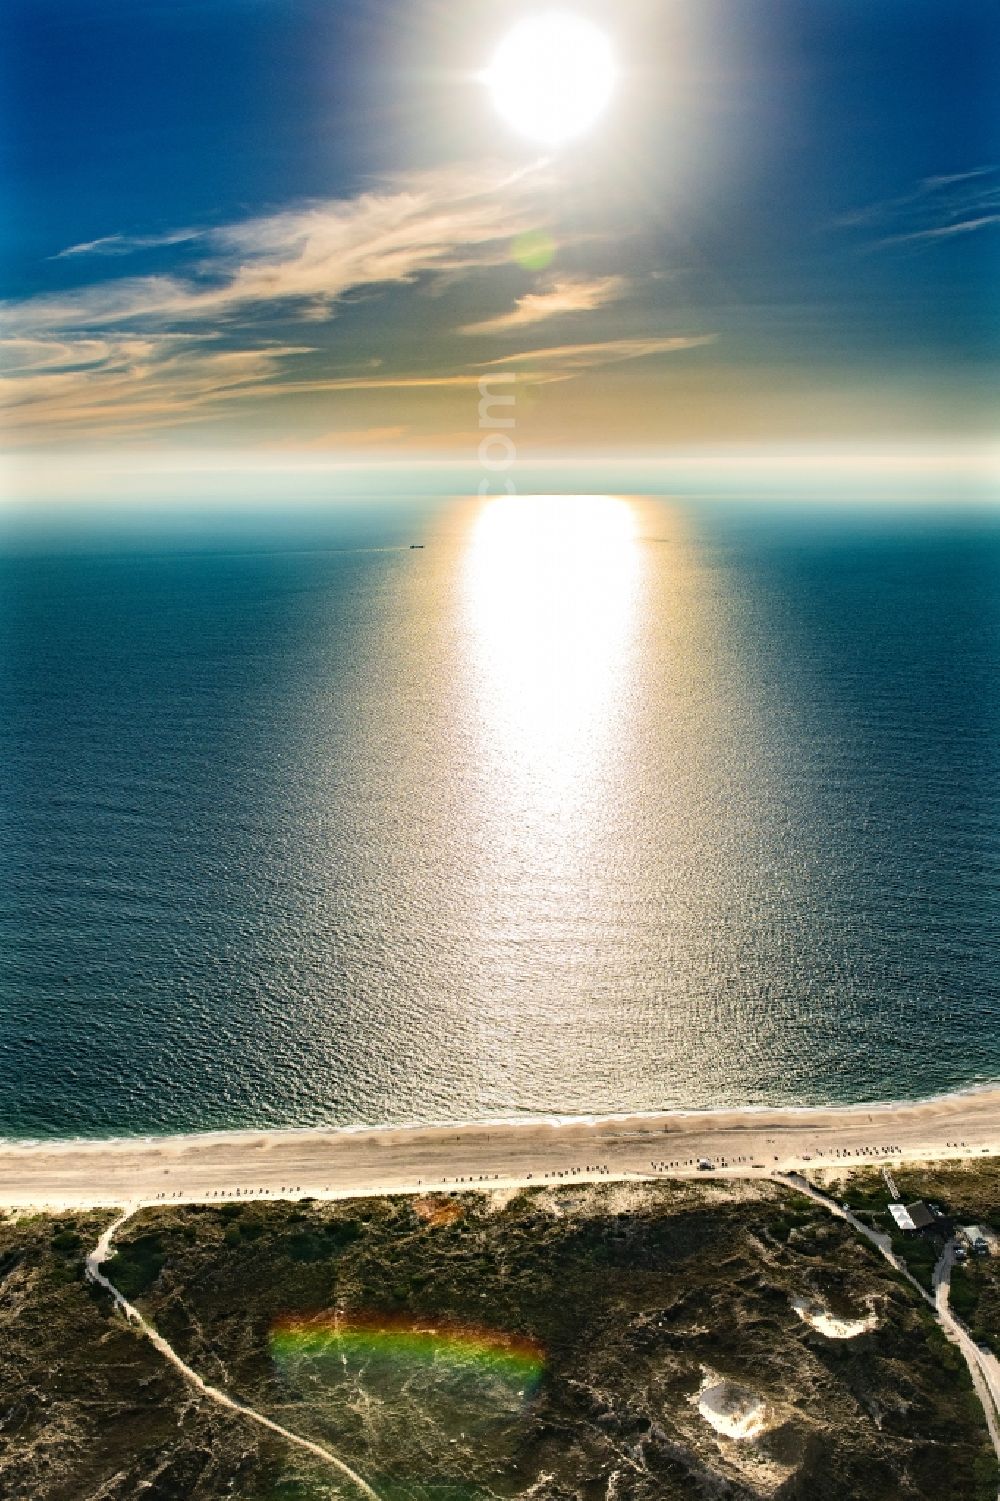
[0,1088,997,1210]
[790,1293,878,1339]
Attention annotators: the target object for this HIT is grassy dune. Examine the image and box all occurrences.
[1,1173,997,1500]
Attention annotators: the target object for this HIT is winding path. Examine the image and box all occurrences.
[933,1239,1000,1456]
[81,1172,1000,1499]
[777,1173,1000,1488]
[85,1206,383,1501]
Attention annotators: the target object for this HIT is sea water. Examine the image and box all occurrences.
[1,493,997,1136]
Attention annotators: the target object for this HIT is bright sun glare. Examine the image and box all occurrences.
[484,13,616,146]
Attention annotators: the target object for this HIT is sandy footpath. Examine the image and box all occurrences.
[0,1090,997,1210]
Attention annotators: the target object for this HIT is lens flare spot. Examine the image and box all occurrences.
[511,229,557,270]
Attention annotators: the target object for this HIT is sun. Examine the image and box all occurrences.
[484,13,616,147]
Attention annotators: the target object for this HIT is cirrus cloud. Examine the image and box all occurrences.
[7,163,551,337]
[836,165,1000,246]
[0,162,556,440]
[480,334,716,371]
[458,275,627,335]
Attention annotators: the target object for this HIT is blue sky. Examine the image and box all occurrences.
[1,0,996,471]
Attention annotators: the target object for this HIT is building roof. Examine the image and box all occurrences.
[905,1202,936,1230]
[888,1201,936,1231]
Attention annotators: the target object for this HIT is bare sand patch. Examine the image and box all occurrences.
[791,1293,877,1339]
[693,1370,775,1440]
[411,1196,464,1227]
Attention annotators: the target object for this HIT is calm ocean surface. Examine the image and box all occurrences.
[2,493,998,1137]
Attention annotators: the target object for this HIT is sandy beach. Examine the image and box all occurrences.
[1,1089,998,1210]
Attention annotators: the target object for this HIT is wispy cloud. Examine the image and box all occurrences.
[480,334,716,371]
[919,167,997,191]
[2,163,713,447]
[0,334,314,440]
[7,163,548,336]
[51,229,202,259]
[1,162,553,440]
[459,275,626,335]
[837,165,1000,246]
[240,373,490,394]
[266,425,410,452]
[883,213,1000,245]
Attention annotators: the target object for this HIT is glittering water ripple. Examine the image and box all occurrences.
[1,495,997,1135]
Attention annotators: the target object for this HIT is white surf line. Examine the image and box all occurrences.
[775,1172,1000,1476]
[85,1205,383,1501]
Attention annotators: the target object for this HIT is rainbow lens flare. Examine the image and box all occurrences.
[270,1313,545,1395]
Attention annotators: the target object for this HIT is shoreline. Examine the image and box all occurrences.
[3,1079,1000,1154]
[2,1088,998,1211]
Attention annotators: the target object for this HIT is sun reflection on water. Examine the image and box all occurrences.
[460,494,644,1106]
[463,494,640,810]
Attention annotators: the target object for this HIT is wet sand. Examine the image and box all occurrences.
[1,1089,997,1210]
